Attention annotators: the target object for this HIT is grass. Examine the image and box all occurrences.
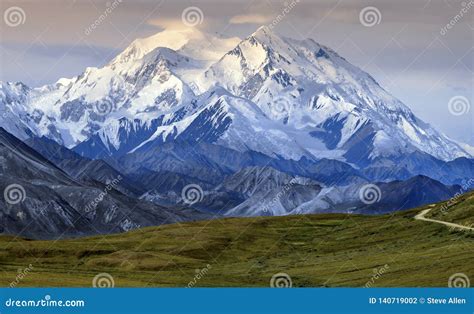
[425,191,474,228]
[1,192,473,287]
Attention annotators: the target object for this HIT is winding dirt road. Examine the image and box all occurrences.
[415,206,474,231]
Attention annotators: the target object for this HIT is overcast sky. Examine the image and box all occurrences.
[0,0,473,145]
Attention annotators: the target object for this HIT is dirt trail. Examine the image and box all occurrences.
[414,206,474,231]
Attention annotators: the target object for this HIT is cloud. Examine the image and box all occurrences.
[229,14,272,25]
[147,18,194,30]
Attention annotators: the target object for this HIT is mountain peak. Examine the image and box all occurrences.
[3,26,473,164]
[111,29,196,65]
[252,25,273,36]
[248,25,284,45]
[113,28,240,65]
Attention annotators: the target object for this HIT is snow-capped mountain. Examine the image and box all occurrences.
[1,26,472,166]
[0,82,34,140]
[3,26,473,238]
[197,26,471,163]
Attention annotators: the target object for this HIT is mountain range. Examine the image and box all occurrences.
[1,26,473,238]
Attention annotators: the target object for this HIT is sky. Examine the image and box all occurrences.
[0,0,473,145]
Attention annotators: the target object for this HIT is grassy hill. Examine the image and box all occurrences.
[425,190,474,228]
[1,192,473,287]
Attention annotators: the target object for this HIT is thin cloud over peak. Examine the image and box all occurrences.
[230,14,272,25]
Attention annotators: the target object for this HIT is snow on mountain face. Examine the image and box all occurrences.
[4,29,241,153]
[198,26,471,162]
[127,87,322,161]
[0,82,35,140]
[1,26,472,163]
[112,28,241,67]
[18,48,199,149]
